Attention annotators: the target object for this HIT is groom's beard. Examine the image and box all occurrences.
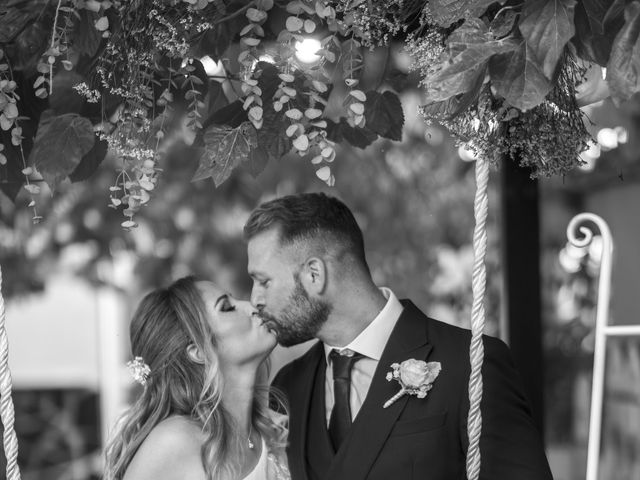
[260,278,331,347]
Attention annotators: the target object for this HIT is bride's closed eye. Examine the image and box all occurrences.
[216,295,236,312]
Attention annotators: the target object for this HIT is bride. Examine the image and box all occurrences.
[103,276,289,480]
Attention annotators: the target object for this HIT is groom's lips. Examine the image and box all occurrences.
[259,317,279,336]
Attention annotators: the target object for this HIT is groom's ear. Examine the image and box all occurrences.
[301,257,327,295]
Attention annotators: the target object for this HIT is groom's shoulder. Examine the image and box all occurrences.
[273,341,323,386]
[402,299,505,350]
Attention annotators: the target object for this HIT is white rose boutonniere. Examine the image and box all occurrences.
[383,359,441,408]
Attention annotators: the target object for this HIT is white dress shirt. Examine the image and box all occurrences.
[323,287,404,425]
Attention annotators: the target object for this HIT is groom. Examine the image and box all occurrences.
[244,192,553,480]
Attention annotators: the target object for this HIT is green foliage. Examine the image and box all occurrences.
[0,0,639,225]
[411,0,640,177]
[30,112,96,191]
[607,1,640,101]
[193,122,258,186]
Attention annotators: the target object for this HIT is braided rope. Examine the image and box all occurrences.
[0,264,21,480]
[465,156,489,480]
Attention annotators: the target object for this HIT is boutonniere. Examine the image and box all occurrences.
[383,359,441,408]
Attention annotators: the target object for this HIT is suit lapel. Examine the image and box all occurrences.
[327,301,433,480]
[287,342,324,480]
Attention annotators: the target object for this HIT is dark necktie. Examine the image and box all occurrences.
[328,349,363,450]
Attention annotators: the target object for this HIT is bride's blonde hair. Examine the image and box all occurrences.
[104,276,287,480]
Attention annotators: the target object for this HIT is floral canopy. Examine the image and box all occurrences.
[0,0,636,226]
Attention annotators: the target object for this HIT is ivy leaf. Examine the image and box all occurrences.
[192,122,258,186]
[326,118,378,149]
[246,107,291,178]
[448,66,487,119]
[429,0,505,28]
[69,137,108,183]
[73,8,103,58]
[0,1,42,43]
[490,9,518,38]
[29,113,96,191]
[6,14,50,74]
[255,62,280,102]
[574,0,625,65]
[420,97,461,121]
[364,91,404,141]
[259,108,291,161]
[204,100,247,129]
[607,1,640,103]
[519,0,577,80]
[447,17,492,55]
[489,41,552,110]
[424,29,518,103]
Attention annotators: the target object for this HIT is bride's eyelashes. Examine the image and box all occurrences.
[216,295,237,313]
[220,302,236,313]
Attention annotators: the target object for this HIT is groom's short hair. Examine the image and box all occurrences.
[244,192,367,266]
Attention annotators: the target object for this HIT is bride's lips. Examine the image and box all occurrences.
[252,312,277,336]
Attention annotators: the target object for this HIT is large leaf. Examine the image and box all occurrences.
[259,108,291,161]
[429,0,505,28]
[0,0,43,43]
[255,62,281,103]
[246,107,292,178]
[30,113,96,191]
[192,122,257,186]
[73,8,103,58]
[69,137,108,183]
[520,0,577,80]
[489,42,552,110]
[574,0,625,65]
[424,30,518,103]
[203,100,247,129]
[326,118,378,149]
[364,91,404,141]
[447,17,493,55]
[6,14,50,74]
[607,1,640,103]
[420,97,461,121]
[420,68,487,122]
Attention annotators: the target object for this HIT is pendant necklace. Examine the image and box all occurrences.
[248,425,255,449]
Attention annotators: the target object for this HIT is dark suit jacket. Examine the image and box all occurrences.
[272,300,553,480]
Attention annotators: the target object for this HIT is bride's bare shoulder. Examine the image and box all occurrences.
[123,416,205,480]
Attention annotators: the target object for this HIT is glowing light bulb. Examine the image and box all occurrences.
[295,39,321,63]
[458,144,478,162]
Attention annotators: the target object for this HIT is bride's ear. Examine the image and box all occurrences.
[301,257,327,294]
[186,344,205,364]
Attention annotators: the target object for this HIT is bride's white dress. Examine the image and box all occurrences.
[243,437,290,480]
[243,437,268,480]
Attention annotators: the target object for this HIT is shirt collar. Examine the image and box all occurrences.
[324,287,404,362]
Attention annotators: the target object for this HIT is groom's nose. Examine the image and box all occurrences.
[250,286,263,309]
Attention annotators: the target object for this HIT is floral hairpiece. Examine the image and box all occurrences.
[127,356,151,386]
